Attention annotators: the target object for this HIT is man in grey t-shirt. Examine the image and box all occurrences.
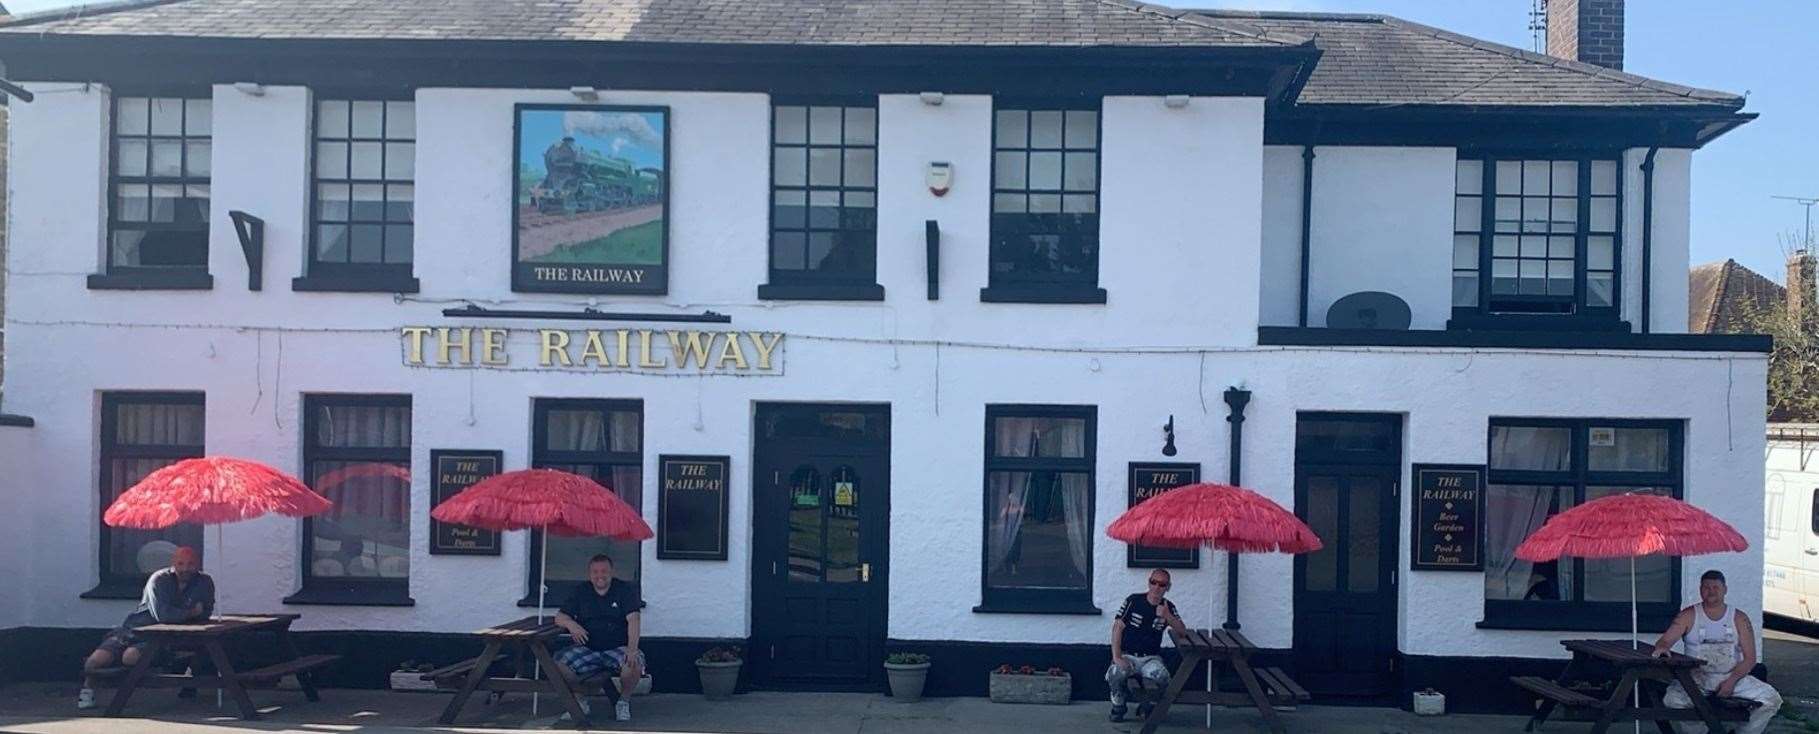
[77,546,215,710]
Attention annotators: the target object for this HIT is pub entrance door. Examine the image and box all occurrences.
[750,404,890,690]
[1291,413,1401,699]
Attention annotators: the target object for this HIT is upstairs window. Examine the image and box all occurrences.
[303,99,417,291]
[103,95,212,286]
[763,100,880,301]
[986,103,1104,303]
[1453,157,1620,326]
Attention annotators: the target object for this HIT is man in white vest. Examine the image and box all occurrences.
[1650,569,1782,734]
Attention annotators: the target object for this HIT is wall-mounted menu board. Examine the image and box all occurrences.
[429,449,504,556]
[1411,463,1485,571]
[658,455,730,561]
[1127,462,1202,569]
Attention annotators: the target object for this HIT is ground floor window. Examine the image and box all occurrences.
[979,405,1097,613]
[527,399,643,604]
[1482,419,1681,629]
[292,394,412,605]
[87,392,205,597]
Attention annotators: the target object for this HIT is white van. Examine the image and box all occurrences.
[1765,425,1819,624]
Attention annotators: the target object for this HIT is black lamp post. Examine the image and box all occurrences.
[1222,387,1251,630]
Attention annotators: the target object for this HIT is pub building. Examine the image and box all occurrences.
[0,0,1771,712]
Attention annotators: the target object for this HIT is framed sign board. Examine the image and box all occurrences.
[1127,462,1201,569]
[512,104,671,294]
[1411,463,1485,571]
[429,449,504,556]
[658,455,730,560]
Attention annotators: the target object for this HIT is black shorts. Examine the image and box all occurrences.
[96,628,145,658]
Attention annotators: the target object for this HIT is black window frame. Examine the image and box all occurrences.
[975,403,1101,615]
[286,393,414,606]
[82,391,207,599]
[759,96,883,302]
[983,100,1107,305]
[1479,418,1683,631]
[1450,152,1625,331]
[91,89,216,291]
[521,397,645,607]
[295,92,421,293]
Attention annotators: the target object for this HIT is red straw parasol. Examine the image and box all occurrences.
[104,456,332,529]
[1107,482,1322,555]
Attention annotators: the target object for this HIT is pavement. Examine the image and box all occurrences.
[0,627,1810,734]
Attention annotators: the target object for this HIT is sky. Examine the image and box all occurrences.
[7,0,1812,281]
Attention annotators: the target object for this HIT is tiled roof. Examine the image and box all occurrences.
[0,0,1306,48]
[1197,10,1743,109]
[1689,259,1783,334]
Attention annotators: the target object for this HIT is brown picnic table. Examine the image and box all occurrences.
[1139,627,1309,734]
[427,615,621,727]
[101,613,339,720]
[1510,638,1759,734]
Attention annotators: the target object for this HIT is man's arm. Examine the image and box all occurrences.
[1110,619,1127,666]
[625,612,641,659]
[1161,601,1189,638]
[1652,608,1692,656]
[195,577,216,620]
[1718,612,1758,696]
[147,573,186,623]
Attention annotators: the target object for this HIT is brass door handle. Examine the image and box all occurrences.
[861,563,871,582]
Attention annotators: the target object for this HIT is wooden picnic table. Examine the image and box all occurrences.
[103,613,339,720]
[1139,627,1309,734]
[1510,638,1759,734]
[428,615,620,727]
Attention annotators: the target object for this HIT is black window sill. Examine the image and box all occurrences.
[1447,313,1630,332]
[0,414,34,428]
[757,283,885,302]
[88,271,214,291]
[973,603,1104,616]
[292,273,421,294]
[979,286,1107,304]
[1257,327,1772,353]
[1477,612,1676,633]
[283,585,415,607]
[80,580,148,600]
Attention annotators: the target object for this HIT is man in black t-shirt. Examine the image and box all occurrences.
[553,554,646,722]
[1105,569,1188,722]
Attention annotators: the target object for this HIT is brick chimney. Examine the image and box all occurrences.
[1546,0,1624,71]
[1790,250,1816,327]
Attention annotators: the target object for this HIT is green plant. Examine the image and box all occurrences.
[698,645,743,663]
[886,652,929,665]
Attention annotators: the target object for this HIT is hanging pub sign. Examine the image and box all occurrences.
[512,104,670,294]
[657,455,730,561]
[1411,463,1485,571]
[1127,463,1201,569]
[429,449,504,556]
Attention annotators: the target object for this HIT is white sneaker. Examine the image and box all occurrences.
[615,699,631,721]
[557,699,591,721]
[76,688,96,710]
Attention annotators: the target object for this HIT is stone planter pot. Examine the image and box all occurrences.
[696,660,742,700]
[884,662,931,702]
[989,672,1072,705]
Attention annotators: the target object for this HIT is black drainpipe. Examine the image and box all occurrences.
[1297,145,1316,327]
[1222,387,1252,630]
[1640,147,1660,333]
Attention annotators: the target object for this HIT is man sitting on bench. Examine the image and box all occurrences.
[1106,569,1189,722]
[1651,569,1782,734]
[553,554,645,723]
[78,546,215,710]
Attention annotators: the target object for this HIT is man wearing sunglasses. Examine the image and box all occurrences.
[1106,569,1188,722]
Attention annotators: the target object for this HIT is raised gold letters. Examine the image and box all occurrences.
[410,327,782,373]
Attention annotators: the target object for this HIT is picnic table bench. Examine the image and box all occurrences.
[1511,638,1758,734]
[1139,627,1309,734]
[96,613,339,720]
[431,615,624,727]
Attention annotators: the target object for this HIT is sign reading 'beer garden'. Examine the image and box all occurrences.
[400,327,784,373]
[1411,463,1485,571]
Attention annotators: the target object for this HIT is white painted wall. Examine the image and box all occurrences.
[1259,145,1302,327]
[1627,148,1693,334]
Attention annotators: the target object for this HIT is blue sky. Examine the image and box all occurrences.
[10,0,1809,280]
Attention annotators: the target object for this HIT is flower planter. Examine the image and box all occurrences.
[884,662,931,702]
[696,660,742,700]
[388,670,438,692]
[989,672,1072,705]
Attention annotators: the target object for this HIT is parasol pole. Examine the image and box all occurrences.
[216,523,225,710]
[533,523,550,716]
[1631,555,1639,734]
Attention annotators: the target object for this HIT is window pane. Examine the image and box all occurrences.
[1453,274,1479,307]
[1028,193,1060,213]
[1548,236,1575,259]
[384,101,415,139]
[1064,110,1097,149]
[773,147,806,187]
[775,106,807,145]
[317,184,350,221]
[1490,425,1572,471]
[317,142,349,180]
[309,458,411,580]
[1495,161,1521,194]
[1062,194,1096,214]
[350,225,384,263]
[1588,273,1614,307]
[1583,486,1672,602]
[1455,197,1481,232]
[1588,428,1670,472]
[1551,161,1577,197]
[995,152,1027,189]
[1348,478,1383,593]
[809,106,842,145]
[115,401,206,445]
[985,471,1091,592]
[1588,236,1615,270]
[150,98,184,135]
[318,100,350,138]
[808,190,839,228]
[185,141,211,177]
[808,148,841,186]
[1484,485,1575,601]
[117,184,150,222]
[1520,236,1545,258]
[110,231,147,267]
[1028,152,1061,190]
[843,107,876,145]
[1303,477,1338,593]
[1522,197,1549,232]
[386,184,414,222]
[825,465,863,582]
[384,225,413,263]
[773,190,806,229]
[117,139,148,177]
[1493,235,1517,257]
[184,99,212,136]
[1550,198,1577,232]
[1523,160,1549,193]
[1030,111,1064,148]
[351,101,384,138]
[315,403,410,448]
[150,140,183,177]
[117,97,149,135]
[1495,197,1520,232]
[993,194,1026,213]
[844,190,875,209]
[541,463,642,585]
[808,232,835,269]
[843,148,876,188]
[316,225,349,262]
[993,415,1088,458]
[352,184,385,221]
[1591,160,1618,195]
[787,463,824,582]
[1062,152,1097,192]
[150,184,182,222]
[772,232,806,271]
[996,110,1028,148]
[351,142,384,180]
[1591,197,1617,231]
[385,142,415,181]
[1456,160,1482,195]
[1453,234,1478,269]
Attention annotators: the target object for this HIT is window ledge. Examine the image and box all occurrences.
[1477,612,1676,633]
[87,271,214,291]
[1257,327,1773,353]
[979,286,1107,304]
[972,603,1104,616]
[81,580,148,600]
[283,585,415,607]
[756,283,885,302]
[1448,314,1631,332]
[292,273,421,294]
[0,414,35,428]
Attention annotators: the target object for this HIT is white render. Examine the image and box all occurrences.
[1,82,1767,663]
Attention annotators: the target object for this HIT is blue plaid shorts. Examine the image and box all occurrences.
[554,644,643,679]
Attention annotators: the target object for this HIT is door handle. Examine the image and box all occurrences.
[861,563,871,582]
[1804,548,1818,556]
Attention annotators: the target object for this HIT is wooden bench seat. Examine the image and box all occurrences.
[422,657,483,684]
[238,654,340,683]
[1255,667,1310,703]
[1510,676,1603,709]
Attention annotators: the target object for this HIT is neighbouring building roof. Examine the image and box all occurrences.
[1689,259,1783,334]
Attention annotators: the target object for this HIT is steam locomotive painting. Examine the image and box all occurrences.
[512,104,670,294]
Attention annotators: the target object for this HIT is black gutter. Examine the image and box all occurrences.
[1297,144,1316,327]
[1221,387,1252,630]
[1640,147,1660,334]
[442,305,731,324]
[1256,326,1771,353]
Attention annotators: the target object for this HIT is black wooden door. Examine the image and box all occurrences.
[751,404,889,690]
[1292,466,1399,698]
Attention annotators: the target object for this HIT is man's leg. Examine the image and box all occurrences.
[1660,681,1696,734]
[1105,656,1135,720]
[616,650,643,701]
[82,648,117,689]
[1728,676,1782,734]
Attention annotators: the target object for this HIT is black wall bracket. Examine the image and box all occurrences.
[228,210,265,291]
[925,220,940,300]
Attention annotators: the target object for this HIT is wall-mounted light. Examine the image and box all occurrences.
[570,86,600,101]
[1164,95,1190,109]
[1162,415,1177,457]
[233,82,266,97]
[919,91,945,106]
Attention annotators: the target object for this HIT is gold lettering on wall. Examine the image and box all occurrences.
[715,332,749,370]
[579,331,613,367]
[749,331,783,370]
[404,327,784,373]
[401,327,431,364]
[637,330,666,368]
[437,327,473,365]
[540,329,572,366]
[481,329,509,365]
